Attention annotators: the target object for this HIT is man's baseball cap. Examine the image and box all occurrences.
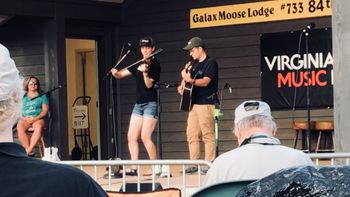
[139,36,154,47]
[0,43,20,101]
[234,100,272,124]
[183,37,205,50]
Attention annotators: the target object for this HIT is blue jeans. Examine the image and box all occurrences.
[132,101,158,119]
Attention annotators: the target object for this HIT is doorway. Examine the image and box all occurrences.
[65,38,100,160]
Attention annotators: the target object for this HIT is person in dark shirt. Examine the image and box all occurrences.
[111,36,161,176]
[178,37,219,174]
[0,43,107,197]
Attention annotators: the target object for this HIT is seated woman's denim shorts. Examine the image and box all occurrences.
[132,101,158,119]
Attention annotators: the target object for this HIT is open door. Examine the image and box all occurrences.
[65,38,101,160]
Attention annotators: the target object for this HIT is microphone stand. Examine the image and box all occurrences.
[292,26,313,153]
[305,29,312,153]
[303,23,315,153]
[103,49,132,81]
[154,82,162,160]
[155,82,178,159]
[104,46,132,179]
[214,99,222,157]
[31,85,63,101]
[31,85,64,155]
[157,82,177,177]
[214,84,231,158]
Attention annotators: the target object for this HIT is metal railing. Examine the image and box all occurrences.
[308,152,350,165]
[58,153,350,196]
[59,159,211,196]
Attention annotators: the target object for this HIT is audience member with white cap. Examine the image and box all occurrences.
[0,43,107,197]
[204,100,314,186]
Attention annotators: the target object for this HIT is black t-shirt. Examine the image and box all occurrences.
[128,58,161,104]
[0,143,107,197]
[190,56,219,104]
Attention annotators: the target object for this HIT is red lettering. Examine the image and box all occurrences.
[277,72,291,88]
[316,70,327,86]
[292,72,303,87]
[276,70,328,88]
[303,71,312,86]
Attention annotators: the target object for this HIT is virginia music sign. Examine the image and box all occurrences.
[261,29,333,109]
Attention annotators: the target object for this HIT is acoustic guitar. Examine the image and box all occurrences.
[179,61,202,111]
[179,83,193,111]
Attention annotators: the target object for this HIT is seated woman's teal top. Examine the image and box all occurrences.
[22,93,49,117]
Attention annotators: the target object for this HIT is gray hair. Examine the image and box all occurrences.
[0,77,23,131]
[234,114,277,133]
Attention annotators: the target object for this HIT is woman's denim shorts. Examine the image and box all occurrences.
[132,101,158,119]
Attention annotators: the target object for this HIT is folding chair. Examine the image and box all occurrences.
[26,127,45,158]
[191,180,255,197]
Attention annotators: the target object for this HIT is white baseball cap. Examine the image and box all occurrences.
[234,100,272,124]
[0,44,20,101]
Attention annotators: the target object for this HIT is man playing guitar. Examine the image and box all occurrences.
[178,37,219,174]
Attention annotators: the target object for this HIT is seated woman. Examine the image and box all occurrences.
[17,76,48,156]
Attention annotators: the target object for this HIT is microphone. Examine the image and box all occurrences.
[30,85,65,100]
[153,81,159,89]
[57,84,65,88]
[224,83,232,93]
[166,83,178,88]
[161,82,178,88]
[127,42,136,52]
[304,22,315,31]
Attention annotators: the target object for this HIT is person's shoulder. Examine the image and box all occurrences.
[206,56,217,63]
[152,58,161,67]
[12,157,107,196]
[277,145,311,158]
[22,92,29,100]
[39,92,49,100]
[37,159,92,179]
[153,57,160,63]
[204,57,218,68]
[278,145,305,152]
[41,92,48,98]
[213,148,243,163]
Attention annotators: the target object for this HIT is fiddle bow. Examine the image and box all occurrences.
[119,48,163,71]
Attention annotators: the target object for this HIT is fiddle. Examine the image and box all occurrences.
[138,58,151,72]
[120,48,163,72]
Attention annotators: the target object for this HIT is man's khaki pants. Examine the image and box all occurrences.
[186,104,215,161]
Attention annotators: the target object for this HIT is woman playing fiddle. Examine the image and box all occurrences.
[111,36,161,176]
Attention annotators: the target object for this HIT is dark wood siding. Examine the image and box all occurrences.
[0,0,122,159]
[0,17,47,88]
[0,17,50,141]
[116,0,333,159]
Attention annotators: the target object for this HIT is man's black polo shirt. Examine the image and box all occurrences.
[0,143,107,197]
